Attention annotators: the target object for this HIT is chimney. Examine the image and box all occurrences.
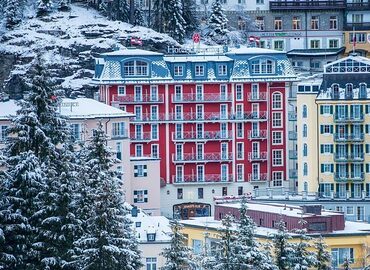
[302,205,322,215]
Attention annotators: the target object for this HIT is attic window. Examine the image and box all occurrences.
[135,222,141,227]
[251,59,274,74]
[147,233,156,242]
[124,60,148,76]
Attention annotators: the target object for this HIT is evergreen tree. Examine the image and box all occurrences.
[343,258,351,270]
[314,236,331,270]
[133,1,144,26]
[166,0,186,43]
[37,0,53,17]
[207,0,228,41]
[272,219,295,270]
[182,0,198,34]
[58,0,70,11]
[74,124,142,270]
[234,200,277,270]
[152,0,164,32]
[4,0,21,28]
[161,217,195,270]
[199,231,217,270]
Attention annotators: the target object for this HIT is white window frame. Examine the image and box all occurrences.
[272,131,283,145]
[272,112,282,128]
[272,150,283,166]
[117,85,126,96]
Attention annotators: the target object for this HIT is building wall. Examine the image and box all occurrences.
[139,243,168,270]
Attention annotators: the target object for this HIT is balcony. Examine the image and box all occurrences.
[172,131,232,142]
[269,0,346,10]
[112,94,164,104]
[111,130,129,139]
[232,111,268,122]
[247,92,267,102]
[334,114,364,123]
[289,150,297,159]
[169,112,230,122]
[248,173,268,182]
[288,112,297,121]
[130,132,152,142]
[335,173,365,182]
[248,130,267,140]
[172,152,233,163]
[172,93,232,103]
[248,151,268,162]
[172,174,233,184]
[346,2,370,10]
[131,113,166,122]
[344,22,370,31]
[335,153,364,162]
[289,169,298,179]
[289,131,297,140]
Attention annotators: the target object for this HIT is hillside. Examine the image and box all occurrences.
[0,3,179,99]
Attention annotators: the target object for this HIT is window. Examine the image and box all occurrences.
[70,123,81,141]
[310,40,320,49]
[347,206,354,215]
[274,17,282,30]
[218,64,227,76]
[292,16,301,30]
[146,257,157,270]
[151,124,158,140]
[310,16,319,30]
[272,150,283,166]
[237,142,244,160]
[303,124,307,137]
[195,65,204,76]
[352,13,363,23]
[135,105,142,120]
[272,131,282,144]
[237,123,244,138]
[151,105,158,120]
[136,144,143,157]
[303,162,308,176]
[174,65,183,76]
[116,142,122,160]
[251,59,274,74]
[177,188,183,199]
[255,17,264,30]
[273,40,284,51]
[303,143,308,156]
[350,33,366,44]
[123,60,148,76]
[256,0,264,3]
[135,222,141,227]
[117,86,126,96]
[302,105,307,118]
[321,105,332,115]
[198,188,204,199]
[331,248,354,267]
[151,144,159,158]
[237,164,244,181]
[272,92,282,109]
[238,186,243,195]
[112,122,126,137]
[236,84,243,101]
[329,39,339,48]
[147,233,156,241]
[134,165,147,177]
[272,112,282,127]
[329,16,337,30]
[193,240,202,255]
[222,187,228,196]
[150,85,158,101]
[133,190,148,203]
[272,172,283,186]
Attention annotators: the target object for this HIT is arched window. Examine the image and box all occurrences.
[302,105,307,118]
[360,83,367,99]
[123,60,148,76]
[332,84,339,99]
[303,124,308,138]
[345,83,353,99]
[272,92,282,109]
[303,163,308,176]
[303,143,308,156]
[304,182,308,192]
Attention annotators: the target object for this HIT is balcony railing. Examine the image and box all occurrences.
[172,174,233,184]
[335,153,364,162]
[334,114,364,123]
[131,113,166,122]
[346,2,370,10]
[172,131,232,141]
[334,134,364,143]
[269,0,346,10]
[335,173,364,182]
[172,152,233,163]
[248,151,268,161]
[288,112,297,121]
[169,112,230,122]
[111,130,129,139]
[172,93,232,103]
[112,94,164,103]
[247,92,267,102]
[289,169,298,179]
[231,111,268,121]
[130,132,152,141]
[289,150,297,159]
[248,130,267,140]
[289,131,297,140]
[248,173,268,182]
[344,22,370,31]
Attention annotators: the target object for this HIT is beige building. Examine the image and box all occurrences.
[0,97,161,215]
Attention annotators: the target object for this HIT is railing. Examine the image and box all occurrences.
[172,152,233,163]
[346,2,370,10]
[288,112,297,121]
[335,153,364,162]
[289,169,298,179]
[111,131,129,139]
[248,130,267,140]
[248,173,268,182]
[334,114,364,123]
[130,132,152,141]
[231,111,268,121]
[334,134,364,142]
[248,151,268,161]
[169,112,230,121]
[335,173,365,182]
[344,22,370,31]
[172,93,232,103]
[247,92,267,101]
[112,94,164,103]
[131,113,166,122]
[269,0,346,10]
[289,150,297,159]
[172,174,233,184]
[172,131,232,141]
[289,131,297,140]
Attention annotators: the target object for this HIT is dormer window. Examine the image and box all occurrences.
[195,65,204,76]
[218,64,227,76]
[332,84,339,99]
[345,83,353,99]
[360,83,367,99]
[147,233,156,242]
[174,65,183,76]
[135,222,141,227]
[251,59,274,74]
[124,60,148,76]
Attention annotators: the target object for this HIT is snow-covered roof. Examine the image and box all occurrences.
[164,55,233,63]
[129,210,171,243]
[0,98,134,120]
[227,46,282,55]
[102,48,163,57]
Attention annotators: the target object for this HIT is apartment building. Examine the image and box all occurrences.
[0,97,161,215]
[93,47,296,217]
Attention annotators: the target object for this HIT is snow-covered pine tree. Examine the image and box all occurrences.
[133,1,144,26]
[234,199,277,270]
[161,217,195,270]
[37,0,53,17]
[152,0,164,32]
[182,0,197,34]
[4,0,21,28]
[290,220,317,270]
[74,124,142,270]
[207,0,228,42]
[272,219,295,270]
[314,236,331,270]
[199,231,217,270]
[58,0,70,11]
[166,0,186,43]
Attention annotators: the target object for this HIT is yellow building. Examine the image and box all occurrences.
[181,216,370,269]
